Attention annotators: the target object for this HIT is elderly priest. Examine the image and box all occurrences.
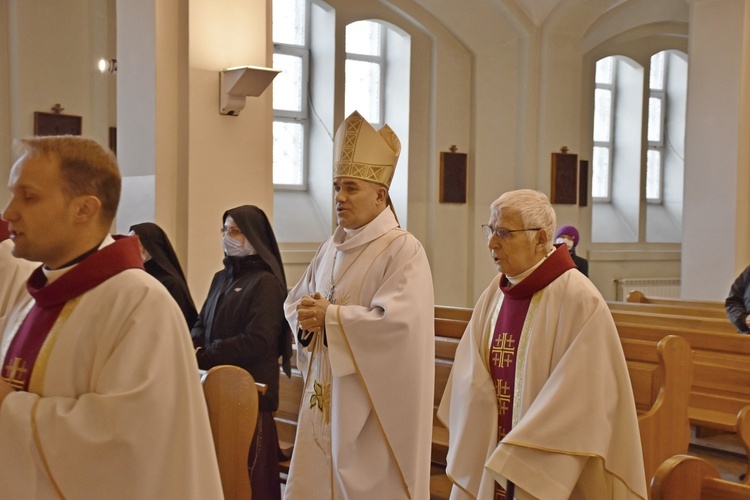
[438,189,647,499]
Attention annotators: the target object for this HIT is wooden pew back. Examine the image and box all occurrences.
[626,335,692,483]
[626,290,725,311]
[609,309,736,333]
[608,300,729,319]
[202,365,258,500]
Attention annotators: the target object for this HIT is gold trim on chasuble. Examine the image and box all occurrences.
[29,296,83,394]
[484,289,544,428]
[330,232,413,499]
[24,296,82,500]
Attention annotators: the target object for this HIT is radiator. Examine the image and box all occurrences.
[614,278,681,301]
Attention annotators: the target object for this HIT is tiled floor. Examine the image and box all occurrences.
[689,427,746,482]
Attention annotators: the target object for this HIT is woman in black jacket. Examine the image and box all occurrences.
[191,205,292,499]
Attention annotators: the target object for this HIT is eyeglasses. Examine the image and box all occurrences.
[220,226,242,237]
[481,225,542,240]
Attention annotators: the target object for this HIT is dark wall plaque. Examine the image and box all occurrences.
[578,160,589,207]
[34,112,82,136]
[550,151,578,204]
[440,150,467,203]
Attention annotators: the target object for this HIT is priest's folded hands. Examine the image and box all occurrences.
[296,292,331,333]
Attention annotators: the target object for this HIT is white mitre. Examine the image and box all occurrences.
[332,110,401,188]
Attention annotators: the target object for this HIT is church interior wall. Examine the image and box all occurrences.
[2,0,748,306]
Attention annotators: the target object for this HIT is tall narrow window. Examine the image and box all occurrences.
[592,57,615,201]
[646,51,666,203]
[345,21,385,128]
[272,0,309,188]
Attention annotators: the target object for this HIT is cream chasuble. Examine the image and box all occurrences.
[438,245,647,500]
[0,236,223,499]
[284,208,435,499]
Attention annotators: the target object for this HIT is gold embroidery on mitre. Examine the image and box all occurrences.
[332,111,401,188]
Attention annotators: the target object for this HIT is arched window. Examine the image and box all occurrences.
[590,50,687,243]
[271,0,411,242]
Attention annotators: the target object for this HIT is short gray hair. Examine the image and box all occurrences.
[490,189,556,250]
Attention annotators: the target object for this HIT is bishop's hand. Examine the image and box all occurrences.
[297,292,332,334]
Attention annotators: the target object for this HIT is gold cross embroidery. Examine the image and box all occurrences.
[2,358,28,390]
[495,379,512,415]
[309,379,331,424]
[498,424,508,439]
[491,332,516,368]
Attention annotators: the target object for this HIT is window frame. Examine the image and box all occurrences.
[272,0,311,190]
[345,20,386,129]
[646,53,668,204]
[592,57,616,203]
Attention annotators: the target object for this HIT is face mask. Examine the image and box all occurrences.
[222,235,257,257]
[556,236,574,250]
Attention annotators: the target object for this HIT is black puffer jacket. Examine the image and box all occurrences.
[191,205,293,411]
[726,265,750,333]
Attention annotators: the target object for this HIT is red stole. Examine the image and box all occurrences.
[1,236,143,392]
[490,244,575,499]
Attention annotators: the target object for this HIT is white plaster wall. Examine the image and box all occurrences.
[0,0,114,207]
[185,0,275,301]
[682,0,750,300]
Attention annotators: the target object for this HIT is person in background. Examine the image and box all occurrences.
[191,205,293,500]
[0,220,37,318]
[283,111,435,499]
[129,222,198,328]
[725,265,750,333]
[555,224,589,277]
[438,189,646,499]
[0,136,221,498]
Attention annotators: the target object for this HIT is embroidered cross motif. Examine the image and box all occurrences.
[2,357,28,390]
[498,424,508,439]
[491,332,516,368]
[495,379,511,415]
[309,379,331,423]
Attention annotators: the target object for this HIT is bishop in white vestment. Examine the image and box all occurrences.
[284,111,435,499]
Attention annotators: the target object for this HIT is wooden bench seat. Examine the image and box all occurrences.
[650,454,750,499]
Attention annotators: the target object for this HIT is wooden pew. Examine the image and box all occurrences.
[608,308,736,333]
[626,290,726,311]
[625,335,692,483]
[608,300,729,320]
[202,365,259,500]
[650,454,750,500]
[615,321,750,482]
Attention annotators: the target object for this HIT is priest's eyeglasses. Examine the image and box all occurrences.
[220,226,243,237]
[481,225,542,240]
